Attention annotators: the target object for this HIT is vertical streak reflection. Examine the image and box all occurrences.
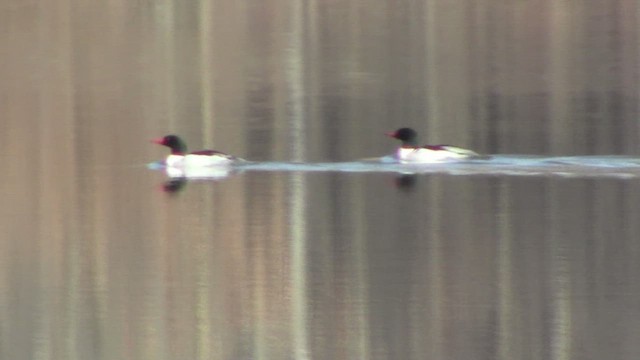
[287,1,306,163]
[497,180,513,360]
[550,250,572,360]
[159,0,176,129]
[287,1,309,359]
[424,1,441,139]
[199,0,214,145]
[426,178,444,359]
[197,4,215,358]
[548,2,574,154]
[548,184,571,360]
[289,174,309,359]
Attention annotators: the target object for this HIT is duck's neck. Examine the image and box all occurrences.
[171,139,188,155]
[402,139,418,147]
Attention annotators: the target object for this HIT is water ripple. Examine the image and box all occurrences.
[150,155,640,180]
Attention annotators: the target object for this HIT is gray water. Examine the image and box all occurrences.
[2,1,640,360]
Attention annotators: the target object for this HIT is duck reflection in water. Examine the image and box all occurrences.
[159,166,239,193]
[162,178,188,193]
[394,173,418,192]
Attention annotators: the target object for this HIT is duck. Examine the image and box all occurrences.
[386,127,482,163]
[152,134,240,167]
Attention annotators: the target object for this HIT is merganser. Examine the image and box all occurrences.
[386,127,481,163]
[152,134,240,167]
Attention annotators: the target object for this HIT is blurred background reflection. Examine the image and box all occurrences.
[1,1,639,359]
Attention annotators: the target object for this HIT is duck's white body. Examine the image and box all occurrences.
[396,145,480,163]
[165,152,236,168]
[164,163,234,179]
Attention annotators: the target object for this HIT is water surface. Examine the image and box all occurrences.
[2,1,640,359]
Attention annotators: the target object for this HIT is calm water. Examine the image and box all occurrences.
[2,1,640,359]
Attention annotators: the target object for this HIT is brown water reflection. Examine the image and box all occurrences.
[1,1,640,359]
[5,168,640,359]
